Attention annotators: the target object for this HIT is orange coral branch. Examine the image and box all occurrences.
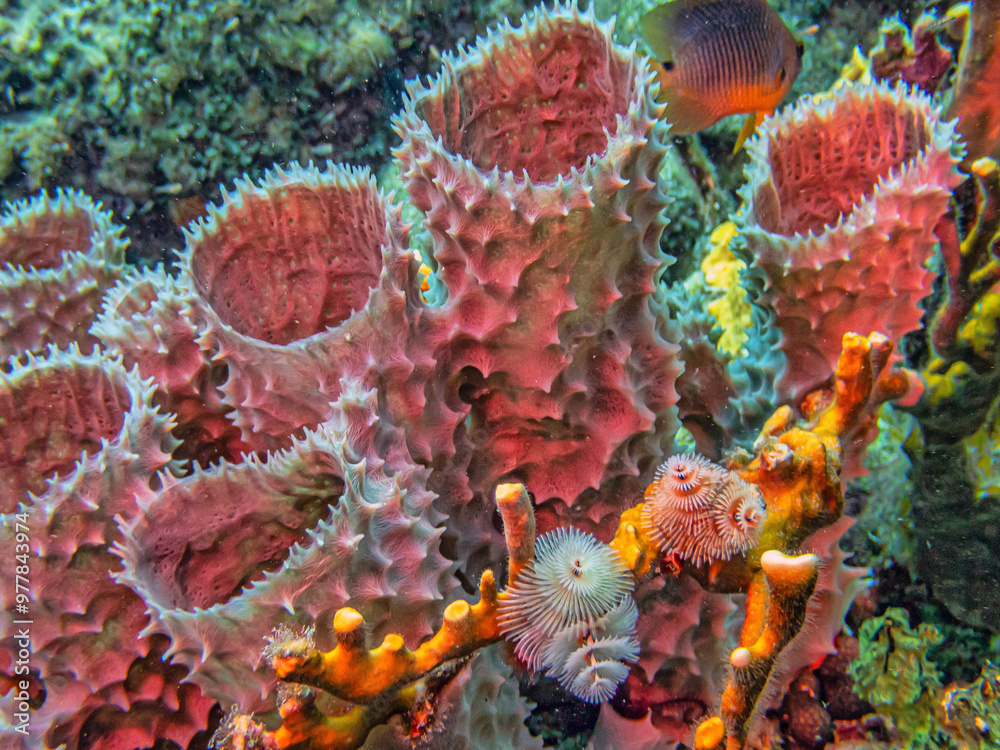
[716,552,820,750]
[223,694,377,750]
[609,503,656,579]
[216,483,536,750]
[497,482,536,584]
[609,333,911,750]
[706,333,909,749]
[614,335,907,584]
[221,334,909,750]
[272,573,500,704]
[219,668,466,750]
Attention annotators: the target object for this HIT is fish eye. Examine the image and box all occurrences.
[662,59,675,72]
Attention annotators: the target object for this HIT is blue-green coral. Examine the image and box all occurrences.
[849,404,921,567]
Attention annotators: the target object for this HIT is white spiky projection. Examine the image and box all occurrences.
[177,162,416,451]
[0,190,126,360]
[91,266,251,467]
[390,0,681,585]
[0,346,210,748]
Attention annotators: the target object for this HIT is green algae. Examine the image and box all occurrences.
[0,0,523,205]
[851,607,947,748]
[851,608,1000,749]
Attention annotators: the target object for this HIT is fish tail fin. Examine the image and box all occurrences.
[733,111,765,153]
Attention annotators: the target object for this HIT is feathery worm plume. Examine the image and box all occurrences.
[499,527,639,703]
[500,527,631,668]
[642,454,766,565]
[713,476,767,558]
[541,597,641,703]
[650,453,727,510]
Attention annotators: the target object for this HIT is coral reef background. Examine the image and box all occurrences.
[0,0,526,260]
[0,0,931,262]
[2,0,1000,749]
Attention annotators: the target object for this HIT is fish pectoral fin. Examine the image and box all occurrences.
[733,111,765,153]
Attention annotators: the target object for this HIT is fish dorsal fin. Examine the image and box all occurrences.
[641,0,721,59]
[640,1,682,61]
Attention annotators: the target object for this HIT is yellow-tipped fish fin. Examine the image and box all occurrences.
[733,111,764,153]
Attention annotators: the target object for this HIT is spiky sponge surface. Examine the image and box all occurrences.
[0,345,176,515]
[113,381,455,710]
[655,280,787,451]
[0,3,691,738]
[92,266,251,467]
[0,346,213,750]
[740,82,962,402]
[0,190,125,360]
[178,162,416,450]
[393,1,681,575]
[595,573,739,744]
[421,644,544,750]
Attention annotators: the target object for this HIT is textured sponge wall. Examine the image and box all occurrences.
[740,82,962,403]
